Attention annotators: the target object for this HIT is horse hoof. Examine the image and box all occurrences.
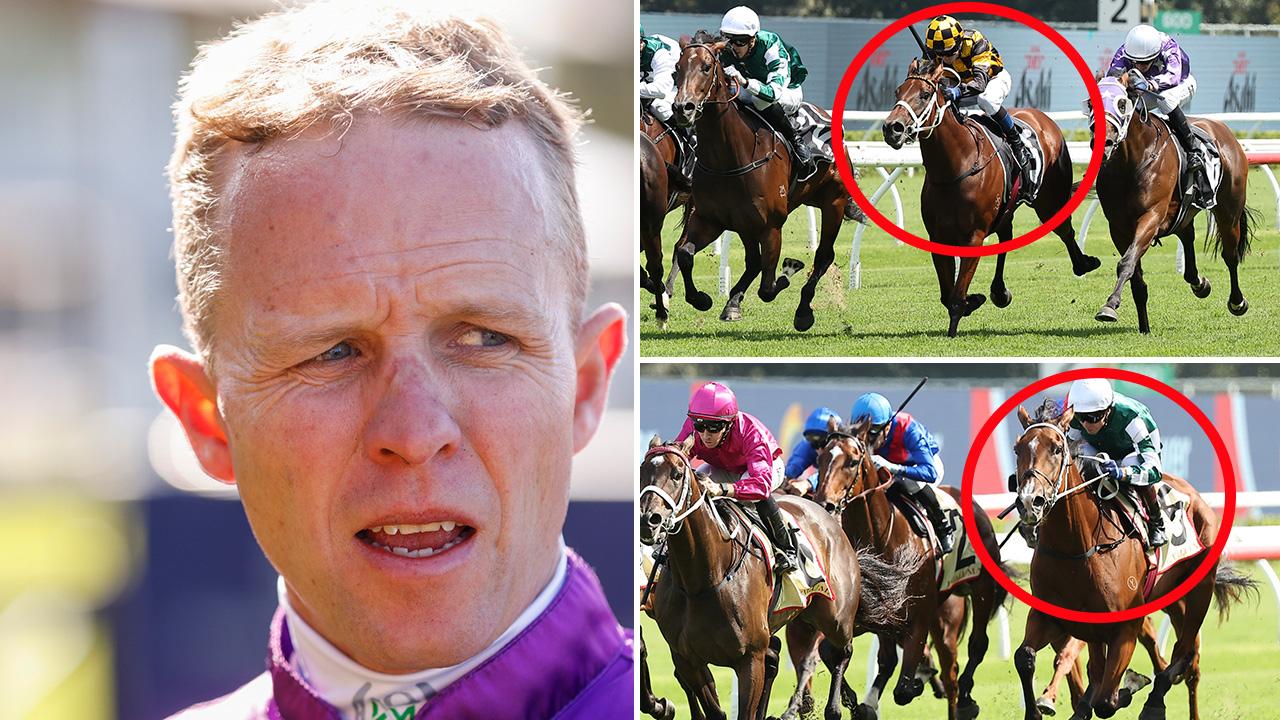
[855,704,878,720]
[794,307,815,332]
[781,257,806,277]
[659,700,675,720]
[1035,695,1056,716]
[688,291,713,312]
[1229,298,1249,316]
[964,293,987,316]
[1075,254,1102,276]
[958,698,981,720]
[1192,276,1212,298]
[720,304,741,322]
[1137,704,1166,720]
[1095,306,1118,322]
[992,288,1013,308]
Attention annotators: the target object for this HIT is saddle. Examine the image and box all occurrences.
[965,111,1045,214]
[739,101,834,182]
[1168,121,1223,218]
[711,498,834,615]
[885,486,980,592]
[641,107,694,189]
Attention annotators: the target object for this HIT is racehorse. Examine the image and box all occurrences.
[814,420,1010,720]
[882,57,1102,337]
[1012,404,1257,719]
[1088,72,1259,333]
[640,435,914,720]
[670,31,863,332]
[1034,618,1163,717]
[641,130,674,327]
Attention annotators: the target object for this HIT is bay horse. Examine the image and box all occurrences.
[814,420,1009,720]
[641,130,674,327]
[1012,404,1257,719]
[640,435,913,720]
[883,57,1102,337]
[671,31,862,332]
[1089,73,1259,333]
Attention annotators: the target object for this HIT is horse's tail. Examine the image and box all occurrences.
[956,560,1017,642]
[854,543,925,634]
[1212,561,1260,623]
[1210,203,1260,265]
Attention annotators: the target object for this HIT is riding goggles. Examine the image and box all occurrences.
[693,418,730,433]
[805,432,829,450]
[867,423,889,441]
[726,34,753,47]
[1077,408,1109,424]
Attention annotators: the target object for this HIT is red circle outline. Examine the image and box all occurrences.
[960,367,1237,623]
[831,3,1106,257]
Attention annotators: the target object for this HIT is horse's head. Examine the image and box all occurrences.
[813,418,875,514]
[639,434,699,546]
[1013,403,1076,527]
[1087,74,1141,163]
[883,56,957,148]
[673,31,730,128]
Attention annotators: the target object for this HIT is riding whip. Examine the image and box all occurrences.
[908,24,931,58]
[892,376,929,420]
[639,542,667,609]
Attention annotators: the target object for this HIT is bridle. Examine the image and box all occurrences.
[676,43,742,121]
[892,66,960,142]
[1016,422,1113,524]
[1087,77,1149,160]
[819,431,894,515]
[639,444,706,542]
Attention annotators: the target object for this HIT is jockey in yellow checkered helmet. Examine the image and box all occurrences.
[924,15,1032,186]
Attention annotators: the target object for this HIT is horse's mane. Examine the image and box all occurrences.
[691,29,720,45]
[1030,398,1090,473]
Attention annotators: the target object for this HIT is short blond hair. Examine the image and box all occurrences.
[169,1,586,355]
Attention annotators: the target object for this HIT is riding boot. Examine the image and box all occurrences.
[760,101,816,180]
[757,496,797,573]
[1167,106,1209,202]
[672,123,697,186]
[912,485,955,554]
[992,107,1032,183]
[1139,484,1168,549]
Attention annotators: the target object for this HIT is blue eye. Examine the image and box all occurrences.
[316,341,356,362]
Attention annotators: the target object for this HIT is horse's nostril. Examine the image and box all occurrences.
[889,121,904,134]
[824,502,836,513]
[681,102,695,113]
[646,512,663,527]
[1032,496,1046,508]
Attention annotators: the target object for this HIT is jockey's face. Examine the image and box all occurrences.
[726,33,754,59]
[1079,407,1111,433]
[1134,59,1154,75]
[693,417,731,448]
[867,422,890,449]
[150,115,625,674]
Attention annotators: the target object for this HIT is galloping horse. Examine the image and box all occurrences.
[1012,404,1257,720]
[1089,73,1259,333]
[640,435,912,720]
[883,57,1102,337]
[814,420,1009,720]
[671,31,862,331]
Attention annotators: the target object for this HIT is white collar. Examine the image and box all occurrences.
[279,538,568,720]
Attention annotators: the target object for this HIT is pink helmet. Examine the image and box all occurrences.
[687,381,739,420]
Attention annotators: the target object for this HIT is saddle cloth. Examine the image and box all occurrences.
[888,486,982,593]
[715,499,835,615]
[963,110,1045,212]
[794,102,835,164]
[1105,481,1205,598]
[1165,117,1223,214]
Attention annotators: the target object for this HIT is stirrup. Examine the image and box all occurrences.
[774,551,797,573]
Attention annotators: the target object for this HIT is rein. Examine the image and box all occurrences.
[825,432,895,514]
[897,72,995,185]
[680,43,784,177]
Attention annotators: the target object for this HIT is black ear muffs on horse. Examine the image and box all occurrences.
[669,17,867,332]
[883,17,1101,338]
[1087,28,1258,333]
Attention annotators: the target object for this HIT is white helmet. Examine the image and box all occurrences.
[1068,378,1115,414]
[720,6,760,37]
[1122,25,1164,62]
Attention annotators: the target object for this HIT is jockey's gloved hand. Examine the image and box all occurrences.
[723,65,745,83]
[1131,77,1150,93]
[699,479,723,497]
[1099,459,1125,482]
[870,454,901,475]
[944,85,962,102]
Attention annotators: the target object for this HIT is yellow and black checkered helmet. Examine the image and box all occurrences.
[926,15,963,55]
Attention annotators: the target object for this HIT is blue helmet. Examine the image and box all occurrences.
[851,393,893,426]
[803,407,842,435]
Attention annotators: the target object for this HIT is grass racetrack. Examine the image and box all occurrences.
[639,168,1280,356]
[640,558,1280,719]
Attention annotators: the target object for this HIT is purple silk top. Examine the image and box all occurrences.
[168,550,633,719]
[674,411,782,501]
[1108,35,1190,91]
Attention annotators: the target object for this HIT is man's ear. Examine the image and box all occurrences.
[572,303,628,454]
[149,344,235,483]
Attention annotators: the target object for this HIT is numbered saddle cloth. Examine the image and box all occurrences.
[1108,481,1205,598]
[794,102,835,164]
[888,486,981,593]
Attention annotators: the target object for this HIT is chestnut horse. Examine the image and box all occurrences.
[814,421,1009,720]
[1012,405,1257,720]
[671,31,863,331]
[640,436,914,720]
[1089,73,1259,333]
[641,130,674,327]
[883,57,1102,337]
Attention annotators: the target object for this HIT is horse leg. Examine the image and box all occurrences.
[818,640,854,720]
[672,653,722,720]
[675,213,722,312]
[892,619,930,706]
[640,633,675,720]
[1038,635,1085,716]
[722,231,763,322]
[957,582,998,719]
[858,635,899,720]
[1097,213,1158,324]
[758,225,803,304]
[760,636,783,720]
[784,623,821,718]
[794,205,841,332]
[990,219,1014,308]
[734,652,767,720]
[1089,625,1139,719]
[1035,145,1100,276]
[1131,259,1151,334]
[1175,224,1211,299]
[928,617,961,720]
[644,245,671,328]
[778,630,820,720]
[1143,581,1213,720]
[1138,615,1167,674]
[946,253,987,338]
[1015,609,1055,720]
[1213,203,1250,315]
